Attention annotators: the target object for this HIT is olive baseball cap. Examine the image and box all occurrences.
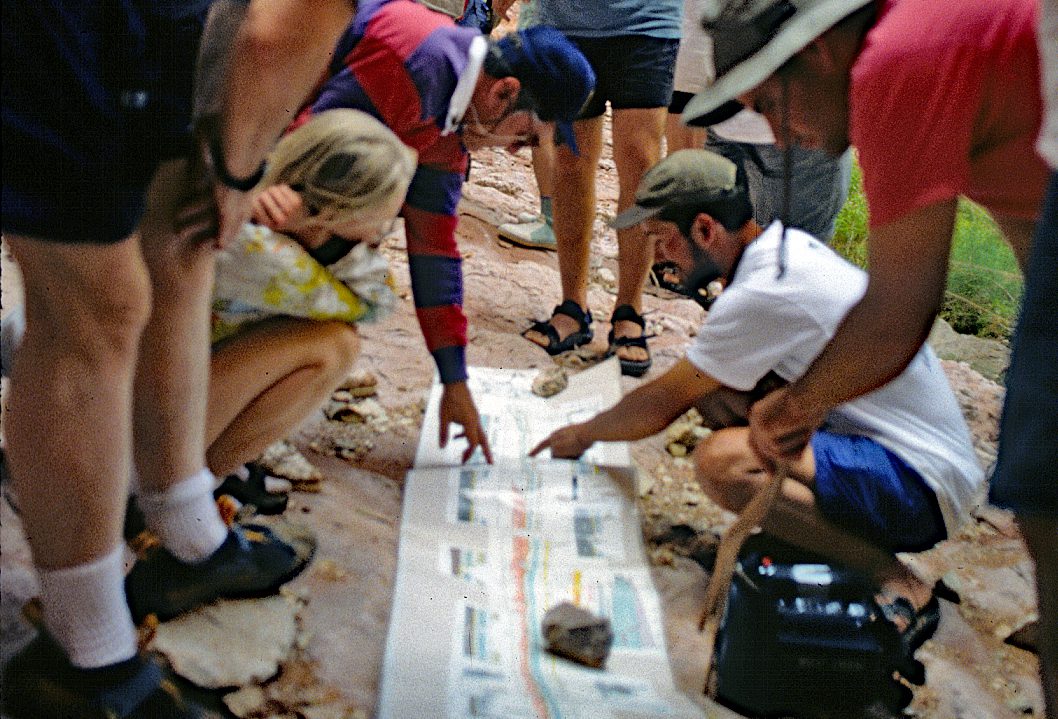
[610,149,739,229]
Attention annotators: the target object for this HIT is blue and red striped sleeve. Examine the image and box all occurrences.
[404,142,470,383]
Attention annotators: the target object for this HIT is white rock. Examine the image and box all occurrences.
[350,398,389,426]
[258,440,323,488]
[152,595,300,689]
[224,685,268,718]
[637,474,656,497]
[302,705,353,719]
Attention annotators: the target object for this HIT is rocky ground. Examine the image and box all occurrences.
[0,115,1043,718]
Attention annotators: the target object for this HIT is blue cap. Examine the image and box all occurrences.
[493,26,595,154]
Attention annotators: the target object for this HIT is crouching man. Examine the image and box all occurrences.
[531,149,984,652]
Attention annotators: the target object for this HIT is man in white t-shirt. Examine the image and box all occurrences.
[531,148,983,654]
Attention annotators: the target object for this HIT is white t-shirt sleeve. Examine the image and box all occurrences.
[685,287,823,391]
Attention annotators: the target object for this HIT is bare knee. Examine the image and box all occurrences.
[315,321,360,380]
[692,428,762,512]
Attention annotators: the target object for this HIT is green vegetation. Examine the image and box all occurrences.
[830,160,1022,339]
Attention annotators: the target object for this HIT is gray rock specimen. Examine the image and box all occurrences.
[532,366,569,398]
[541,602,613,669]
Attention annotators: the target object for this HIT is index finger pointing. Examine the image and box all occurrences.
[479,433,494,464]
[528,438,549,457]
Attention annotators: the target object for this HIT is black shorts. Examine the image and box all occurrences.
[569,35,678,119]
[2,0,204,244]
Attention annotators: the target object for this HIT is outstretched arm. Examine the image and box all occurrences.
[531,359,720,458]
[206,0,354,247]
[403,163,493,463]
[748,199,957,466]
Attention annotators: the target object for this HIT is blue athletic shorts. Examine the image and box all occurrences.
[992,171,1058,517]
[2,0,204,244]
[568,35,678,119]
[811,431,947,553]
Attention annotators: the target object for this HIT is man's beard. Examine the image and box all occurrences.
[682,239,726,310]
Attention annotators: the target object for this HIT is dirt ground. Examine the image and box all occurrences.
[0,114,1044,718]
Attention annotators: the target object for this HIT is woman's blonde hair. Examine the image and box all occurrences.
[261,109,417,228]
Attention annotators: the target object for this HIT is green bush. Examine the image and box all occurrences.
[830,158,1022,340]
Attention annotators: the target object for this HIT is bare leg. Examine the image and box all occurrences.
[525,116,604,347]
[133,159,216,493]
[531,131,556,200]
[205,317,360,475]
[694,427,932,612]
[610,107,667,364]
[664,113,707,154]
[5,235,150,567]
[1019,516,1058,716]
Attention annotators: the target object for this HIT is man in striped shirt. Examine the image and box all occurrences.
[292,0,594,462]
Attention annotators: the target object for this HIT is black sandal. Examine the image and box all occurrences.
[875,593,940,685]
[523,300,594,356]
[607,304,654,377]
[214,463,289,515]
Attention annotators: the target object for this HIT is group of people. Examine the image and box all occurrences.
[0,0,1054,717]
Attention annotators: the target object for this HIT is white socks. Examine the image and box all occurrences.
[37,545,137,669]
[136,467,228,563]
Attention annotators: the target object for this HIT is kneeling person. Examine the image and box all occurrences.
[531,149,983,648]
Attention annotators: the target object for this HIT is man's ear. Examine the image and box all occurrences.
[490,76,521,105]
[690,213,715,250]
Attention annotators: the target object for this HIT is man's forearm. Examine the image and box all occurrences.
[583,360,718,443]
[221,0,353,177]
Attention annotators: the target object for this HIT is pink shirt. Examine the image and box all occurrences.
[850,0,1048,228]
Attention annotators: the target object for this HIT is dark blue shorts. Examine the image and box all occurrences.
[992,171,1058,517]
[2,0,204,244]
[811,431,947,553]
[568,35,678,119]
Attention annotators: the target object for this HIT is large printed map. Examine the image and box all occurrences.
[379,361,701,718]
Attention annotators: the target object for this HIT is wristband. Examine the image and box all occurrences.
[207,131,266,191]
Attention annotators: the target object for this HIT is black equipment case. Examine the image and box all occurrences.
[712,536,914,718]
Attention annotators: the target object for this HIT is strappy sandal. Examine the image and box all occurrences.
[523,300,594,356]
[875,592,941,685]
[214,462,288,515]
[607,304,654,377]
